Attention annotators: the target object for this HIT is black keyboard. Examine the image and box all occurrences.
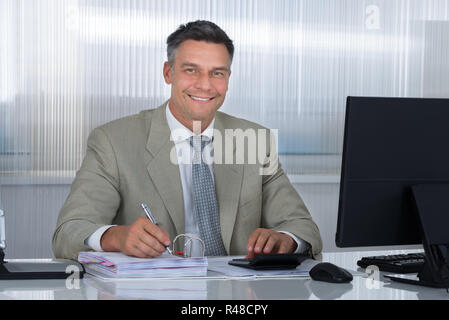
[357,252,426,274]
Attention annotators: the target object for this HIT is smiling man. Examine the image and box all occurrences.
[52,20,322,260]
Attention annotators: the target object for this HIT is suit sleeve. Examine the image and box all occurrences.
[52,127,121,260]
[260,132,323,259]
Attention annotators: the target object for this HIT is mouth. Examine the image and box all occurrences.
[187,94,216,103]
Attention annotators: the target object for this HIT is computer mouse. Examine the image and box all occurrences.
[309,262,353,283]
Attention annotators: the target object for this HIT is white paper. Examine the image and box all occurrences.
[206,256,320,278]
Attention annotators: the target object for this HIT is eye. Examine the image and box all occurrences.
[212,71,225,78]
[185,68,196,74]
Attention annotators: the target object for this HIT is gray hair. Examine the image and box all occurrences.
[167,20,234,68]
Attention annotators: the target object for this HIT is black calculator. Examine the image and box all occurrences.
[228,253,308,270]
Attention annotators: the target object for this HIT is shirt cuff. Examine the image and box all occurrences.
[278,231,310,254]
[84,225,116,252]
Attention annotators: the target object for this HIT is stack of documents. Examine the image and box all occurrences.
[78,251,208,279]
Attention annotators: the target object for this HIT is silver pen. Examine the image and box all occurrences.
[140,203,173,255]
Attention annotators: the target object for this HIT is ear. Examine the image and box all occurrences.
[163,62,172,84]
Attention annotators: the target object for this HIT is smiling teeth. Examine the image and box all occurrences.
[190,95,212,101]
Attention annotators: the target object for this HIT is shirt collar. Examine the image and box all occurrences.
[165,104,215,144]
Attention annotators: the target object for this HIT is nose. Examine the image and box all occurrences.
[194,72,212,92]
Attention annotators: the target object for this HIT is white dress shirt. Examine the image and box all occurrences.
[86,105,309,254]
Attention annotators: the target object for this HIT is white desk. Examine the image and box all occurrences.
[0,251,448,300]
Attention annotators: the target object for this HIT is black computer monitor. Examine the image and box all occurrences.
[336,96,449,248]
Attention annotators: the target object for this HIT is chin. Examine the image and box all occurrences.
[188,109,215,121]
[190,114,213,123]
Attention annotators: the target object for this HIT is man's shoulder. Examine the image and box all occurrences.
[94,104,163,136]
[99,113,142,130]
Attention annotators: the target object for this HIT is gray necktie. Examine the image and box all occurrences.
[190,135,227,256]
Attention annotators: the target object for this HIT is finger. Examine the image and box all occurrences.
[138,232,166,254]
[254,231,270,254]
[246,229,263,253]
[137,224,167,254]
[135,240,163,258]
[127,232,164,258]
[246,229,263,259]
[133,220,166,254]
[143,221,171,247]
[132,244,156,258]
[245,251,255,259]
[262,235,279,254]
[123,241,151,258]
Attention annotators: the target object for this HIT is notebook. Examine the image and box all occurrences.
[78,251,208,279]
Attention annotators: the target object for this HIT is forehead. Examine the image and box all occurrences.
[174,40,231,68]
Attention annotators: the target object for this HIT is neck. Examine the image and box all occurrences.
[168,101,213,134]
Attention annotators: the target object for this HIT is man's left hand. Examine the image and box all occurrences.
[245,228,298,259]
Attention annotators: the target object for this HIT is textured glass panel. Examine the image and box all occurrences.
[1,0,449,257]
[0,0,449,174]
[1,0,449,176]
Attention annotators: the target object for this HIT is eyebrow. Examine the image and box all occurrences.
[180,62,230,72]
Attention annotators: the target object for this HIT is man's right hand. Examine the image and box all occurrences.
[100,217,171,258]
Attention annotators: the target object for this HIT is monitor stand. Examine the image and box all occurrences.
[386,184,449,289]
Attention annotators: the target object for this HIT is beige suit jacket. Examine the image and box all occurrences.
[52,102,323,260]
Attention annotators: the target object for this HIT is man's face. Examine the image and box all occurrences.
[163,40,231,132]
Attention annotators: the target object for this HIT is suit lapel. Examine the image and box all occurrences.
[213,113,244,254]
[145,103,185,235]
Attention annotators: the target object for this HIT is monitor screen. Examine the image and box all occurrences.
[336,96,449,248]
